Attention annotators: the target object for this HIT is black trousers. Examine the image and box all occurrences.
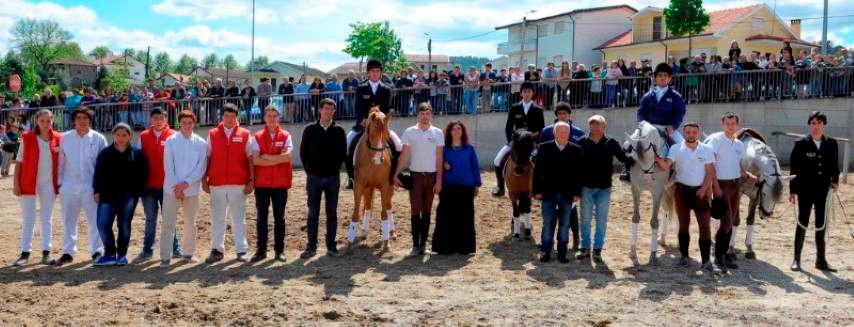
[255,188,288,254]
[432,184,476,254]
[795,187,830,259]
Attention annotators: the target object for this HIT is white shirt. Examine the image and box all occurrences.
[58,129,108,195]
[667,141,715,187]
[813,139,822,150]
[706,132,745,180]
[522,100,533,115]
[401,124,444,173]
[164,132,208,197]
[369,80,380,94]
[16,136,54,186]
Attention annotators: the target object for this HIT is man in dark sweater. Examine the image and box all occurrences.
[299,98,347,259]
[533,122,583,263]
[575,115,634,263]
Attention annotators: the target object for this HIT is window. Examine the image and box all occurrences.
[537,24,548,37]
[653,16,662,41]
[752,17,765,33]
[554,21,564,34]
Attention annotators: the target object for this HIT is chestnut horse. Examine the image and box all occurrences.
[504,130,538,240]
[348,106,396,255]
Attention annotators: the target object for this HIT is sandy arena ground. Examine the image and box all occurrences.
[0,168,851,325]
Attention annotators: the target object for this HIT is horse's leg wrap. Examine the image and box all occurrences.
[524,212,533,230]
[513,216,521,235]
[711,219,720,234]
[381,219,391,241]
[630,223,639,246]
[347,222,359,243]
[745,225,754,246]
[660,214,669,240]
[729,225,738,248]
[388,213,395,231]
[650,228,659,254]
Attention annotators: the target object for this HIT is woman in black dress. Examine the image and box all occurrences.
[432,121,481,255]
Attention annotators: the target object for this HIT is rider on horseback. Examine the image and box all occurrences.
[621,63,686,182]
[492,81,545,196]
[346,59,403,189]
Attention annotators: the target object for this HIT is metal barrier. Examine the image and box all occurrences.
[773,131,851,184]
[2,67,852,132]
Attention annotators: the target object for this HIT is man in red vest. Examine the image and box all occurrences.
[202,103,255,263]
[134,108,182,263]
[249,105,293,262]
[12,109,61,266]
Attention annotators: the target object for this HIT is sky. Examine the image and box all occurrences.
[0,0,852,71]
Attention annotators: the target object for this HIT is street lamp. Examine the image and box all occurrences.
[250,0,256,85]
[424,33,432,73]
[520,10,536,67]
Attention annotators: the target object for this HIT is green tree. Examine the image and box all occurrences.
[343,21,407,73]
[663,0,710,57]
[153,52,172,75]
[122,48,135,58]
[223,54,239,70]
[203,53,220,69]
[101,63,130,92]
[22,64,39,98]
[247,55,269,70]
[11,18,73,72]
[88,45,112,59]
[174,54,198,75]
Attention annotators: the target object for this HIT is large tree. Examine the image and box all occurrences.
[89,45,112,59]
[663,0,710,57]
[153,52,172,75]
[11,18,73,71]
[202,53,220,69]
[247,55,269,70]
[174,54,198,75]
[223,54,239,70]
[54,42,87,61]
[343,21,407,73]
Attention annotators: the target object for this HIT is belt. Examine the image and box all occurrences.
[410,171,436,176]
[717,179,741,184]
[675,183,701,190]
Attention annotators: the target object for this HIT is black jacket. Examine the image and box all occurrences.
[533,141,583,198]
[504,101,545,143]
[789,135,840,195]
[93,145,149,203]
[355,81,391,126]
[577,135,634,188]
[300,121,347,177]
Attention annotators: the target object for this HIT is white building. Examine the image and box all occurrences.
[495,5,637,68]
[92,54,147,85]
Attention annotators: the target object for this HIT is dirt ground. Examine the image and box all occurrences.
[0,168,851,326]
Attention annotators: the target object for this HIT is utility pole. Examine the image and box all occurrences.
[519,10,536,67]
[425,33,432,72]
[821,0,829,54]
[145,46,151,81]
[250,0,256,85]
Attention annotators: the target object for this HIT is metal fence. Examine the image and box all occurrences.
[2,67,853,132]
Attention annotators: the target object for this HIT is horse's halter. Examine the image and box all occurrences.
[631,128,659,174]
[365,115,389,152]
[754,171,781,217]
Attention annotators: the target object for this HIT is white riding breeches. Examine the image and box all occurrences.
[494,144,511,167]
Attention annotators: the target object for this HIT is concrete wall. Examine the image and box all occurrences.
[182,97,853,170]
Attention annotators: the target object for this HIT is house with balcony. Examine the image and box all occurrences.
[594,4,818,65]
[494,5,637,68]
[91,54,147,85]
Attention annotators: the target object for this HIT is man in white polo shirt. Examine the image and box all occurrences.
[705,112,757,272]
[655,122,717,272]
[393,102,444,258]
[57,108,108,265]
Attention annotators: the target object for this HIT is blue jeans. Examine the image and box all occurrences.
[140,189,181,256]
[306,174,340,251]
[540,193,573,258]
[606,84,618,106]
[96,195,138,257]
[580,187,611,250]
[463,89,478,114]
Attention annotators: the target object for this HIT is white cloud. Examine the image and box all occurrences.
[151,0,247,21]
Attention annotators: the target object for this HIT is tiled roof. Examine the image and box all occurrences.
[597,4,764,49]
[745,34,819,47]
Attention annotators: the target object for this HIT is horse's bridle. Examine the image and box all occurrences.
[631,129,660,174]
[754,171,781,217]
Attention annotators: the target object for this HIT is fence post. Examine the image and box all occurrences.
[843,142,850,184]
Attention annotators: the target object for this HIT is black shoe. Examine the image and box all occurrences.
[326,248,341,257]
[592,249,604,264]
[250,252,266,263]
[205,249,224,264]
[235,252,249,262]
[558,256,570,264]
[299,248,316,259]
[575,248,590,260]
[91,252,102,262]
[538,252,551,262]
[41,251,56,265]
[274,253,287,262]
[677,256,690,267]
[13,252,30,267]
[715,257,729,274]
[724,255,738,269]
[790,259,801,271]
[523,228,532,240]
[815,261,837,273]
[491,186,505,197]
[56,254,74,265]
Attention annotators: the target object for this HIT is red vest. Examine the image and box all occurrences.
[254,127,293,189]
[139,127,174,189]
[19,130,62,195]
[207,123,251,186]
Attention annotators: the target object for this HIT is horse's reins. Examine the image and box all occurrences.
[631,128,660,174]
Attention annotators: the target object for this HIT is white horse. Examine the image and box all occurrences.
[626,121,674,264]
[729,128,791,260]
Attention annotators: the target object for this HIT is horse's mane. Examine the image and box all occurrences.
[736,128,766,143]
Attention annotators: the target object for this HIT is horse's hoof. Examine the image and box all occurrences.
[513,233,521,241]
[649,252,658,266]
[523,229,532,240]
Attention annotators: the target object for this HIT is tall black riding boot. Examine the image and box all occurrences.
[815,230,837,272]
[491,166,505,197]
[791,226,805,271]
[678,233,690,258]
